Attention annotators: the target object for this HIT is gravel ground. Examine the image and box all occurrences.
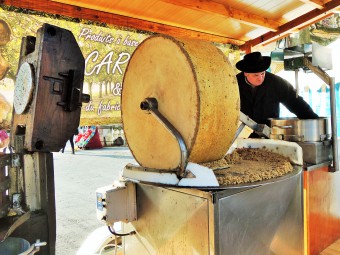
[53,145,136,255]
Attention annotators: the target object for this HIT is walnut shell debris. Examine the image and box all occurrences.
[203,148,293,185]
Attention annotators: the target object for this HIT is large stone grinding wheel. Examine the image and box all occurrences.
[122,35,240,170]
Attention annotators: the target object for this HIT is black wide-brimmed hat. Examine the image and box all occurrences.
[236,51,271,73]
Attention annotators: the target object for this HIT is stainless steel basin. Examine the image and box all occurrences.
[269,117,331,142]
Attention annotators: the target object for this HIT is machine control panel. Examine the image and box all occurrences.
[96,181,137,225]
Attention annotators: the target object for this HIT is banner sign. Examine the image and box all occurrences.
[0,7,237,129]
[0,8,150,127]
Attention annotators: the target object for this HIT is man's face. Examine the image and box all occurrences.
[244,71,266,86]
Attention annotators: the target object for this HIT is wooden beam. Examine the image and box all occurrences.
[0,0,244,45]
[162,0,281,31]
[54,0,280,32]
[52,0,252,37]
[239,0,340,50]
[298,0,325,9]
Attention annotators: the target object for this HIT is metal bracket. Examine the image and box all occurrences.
[232,112,271,144]
[140,97,189,178]
[43,75,64,95]
[43,70,90,112]
[239,113,271,138]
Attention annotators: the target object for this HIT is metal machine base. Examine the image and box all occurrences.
[298,140,332,165]
[120,167,303,255]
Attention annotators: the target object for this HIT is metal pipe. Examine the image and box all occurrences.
[295,69,299,98]
[140,98,188,177]
[231,122,245,145]
[329,77,338,172]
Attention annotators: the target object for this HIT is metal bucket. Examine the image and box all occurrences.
[269,117,331,142]
[0,237,30,255]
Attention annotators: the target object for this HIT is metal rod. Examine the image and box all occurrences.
[295,69,299,98]
[140,98,188,177]
[231,123,246,145]
[329,77,338,172]
[303,57,332,85]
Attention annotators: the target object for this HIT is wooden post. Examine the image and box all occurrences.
[11,152,56,255]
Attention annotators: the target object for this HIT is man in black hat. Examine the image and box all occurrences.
[235,51,318,128]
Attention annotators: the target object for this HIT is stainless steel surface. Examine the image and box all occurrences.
[298,141,332,165]
[140,97,188,177]
[126,183,212,254]
[122,167,303,255]
[304,161,332,171]
[270,117,331,142]
[216,168,303,255]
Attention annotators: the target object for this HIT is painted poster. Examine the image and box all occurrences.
[0,7,239,130]
[0,7,151,128]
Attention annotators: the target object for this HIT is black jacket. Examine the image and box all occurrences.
[237,71,318,126]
